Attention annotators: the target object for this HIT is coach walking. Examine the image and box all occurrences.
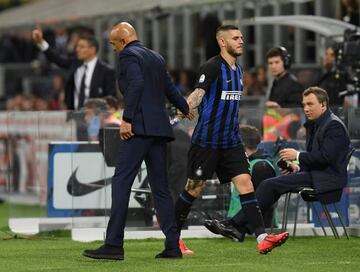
[83,22,192,261]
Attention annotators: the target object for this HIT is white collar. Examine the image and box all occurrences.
[83,56,98,69]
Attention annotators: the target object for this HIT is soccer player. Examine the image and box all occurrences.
[175,25,289,254]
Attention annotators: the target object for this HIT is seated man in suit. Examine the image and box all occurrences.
[220,87,352,239]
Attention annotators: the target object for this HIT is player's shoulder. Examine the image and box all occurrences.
[200,55,222,73]
[205,55,223,66]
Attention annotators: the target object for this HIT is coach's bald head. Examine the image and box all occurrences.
[109,22,138,52]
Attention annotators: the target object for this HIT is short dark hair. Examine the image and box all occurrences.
[266,46,291,69]
[103,96,119,110]
[216,25,239,35]
[266,47,284,60]
[79,34,99,52]
[84,98,109,115]
[303,87,329,108]
[240,125,261,150]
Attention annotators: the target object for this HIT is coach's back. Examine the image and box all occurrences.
[117,41,187,140]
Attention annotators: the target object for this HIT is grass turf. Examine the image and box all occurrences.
[0,203,360,272]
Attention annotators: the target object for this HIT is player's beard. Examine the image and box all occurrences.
[227,45,242,57]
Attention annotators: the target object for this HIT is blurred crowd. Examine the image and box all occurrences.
[0,0,358,113]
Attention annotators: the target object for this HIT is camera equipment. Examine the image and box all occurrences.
[276,159,293,172]
[334,28,360,97]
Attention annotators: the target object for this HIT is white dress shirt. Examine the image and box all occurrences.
[37,40,98,109]
[74,56,97,109]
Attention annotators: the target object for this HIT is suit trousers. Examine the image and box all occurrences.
[232,171,312,229]
[105,135,179,249]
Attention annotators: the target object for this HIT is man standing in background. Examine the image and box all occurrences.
[32,28,116,110]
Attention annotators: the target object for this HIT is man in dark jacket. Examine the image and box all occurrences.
[266,47,303,108]
[32,28,116,110]
[228,87,352,236]
[83,22,192,261]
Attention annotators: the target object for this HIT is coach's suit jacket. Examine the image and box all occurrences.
[43,47,116,110]
[116,41,189,139]
[299,109,352,193]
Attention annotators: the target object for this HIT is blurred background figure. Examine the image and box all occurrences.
[255,66,268,94]
[243,68,266,96]
[341,0,359,25]
[103,95,122,121]
[83,98,121,141]
[32,27,116,110]
[316,46,347,107]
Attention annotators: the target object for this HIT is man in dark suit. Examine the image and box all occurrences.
[228,87,352,236]
[32,28,116,110]
[83,22,192,261]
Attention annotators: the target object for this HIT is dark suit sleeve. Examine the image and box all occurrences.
[164,71,189,115]
[43,47,73,69]
[299,121,349,168]
[121,55,144,123]
[103,66,116,97]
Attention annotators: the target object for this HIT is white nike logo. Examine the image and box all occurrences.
[227,79,232,83]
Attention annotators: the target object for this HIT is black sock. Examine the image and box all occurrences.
[229,218,249,234]
[175,191,196,233]
[239,192,265,237]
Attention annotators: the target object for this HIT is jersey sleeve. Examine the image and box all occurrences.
[194,61,218,92]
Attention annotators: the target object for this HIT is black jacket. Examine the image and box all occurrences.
[269,72,303,108]
[44,47,116,110]
[299,110,352,193]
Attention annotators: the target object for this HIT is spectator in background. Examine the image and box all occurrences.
[103,95,122,121]
[34,96,50,111]
[341,0,359,25]
[6,95,22,111]
[316,46,347,107]
[20,95,35,111]
[266,47,303,108]
[256,66,268,93]
[32,27,116,110]
[243,69,265,96]
[83,98,121,141]
[49,74,66,110]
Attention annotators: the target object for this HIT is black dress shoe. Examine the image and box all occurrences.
[155,247,182,259]
[83,244,124,260]
[207,219,245,242]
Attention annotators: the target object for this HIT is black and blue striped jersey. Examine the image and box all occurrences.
[192,55,244,149]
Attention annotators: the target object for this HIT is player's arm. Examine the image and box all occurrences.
[187,88,205,109]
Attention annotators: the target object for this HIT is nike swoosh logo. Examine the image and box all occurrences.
[67,167,112,196]
[227,79,232,83]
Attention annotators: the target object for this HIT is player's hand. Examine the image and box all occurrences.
[120,120,134,140]
[32,28,44,44]
[177,109,186,118]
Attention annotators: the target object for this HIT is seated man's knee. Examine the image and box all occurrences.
[185,179,206,198]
